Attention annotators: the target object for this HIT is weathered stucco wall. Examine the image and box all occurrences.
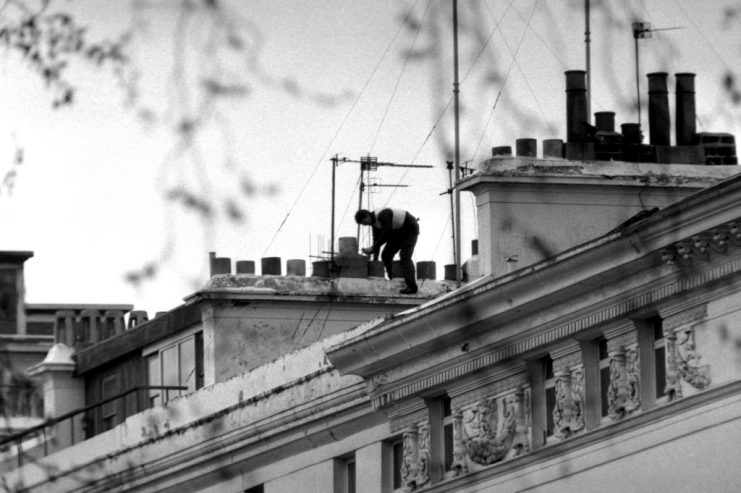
[207,302,403,382]
[459,158,739,278]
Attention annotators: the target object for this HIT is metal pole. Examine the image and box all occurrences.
[453,0,462,287]
[356,165,364,246]
[331,155,337,268]
[634,36,641,125]
[585,0,591,123]
[447,161,457,270]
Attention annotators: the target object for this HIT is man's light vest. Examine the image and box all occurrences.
[373,208,406,229]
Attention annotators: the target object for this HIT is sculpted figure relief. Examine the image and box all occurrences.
[553,367,585,439]
[401,424,430,491]
[455,386,531,470]
[665,327,711,400]
[608,345,640,420]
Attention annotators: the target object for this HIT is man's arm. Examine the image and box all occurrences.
[372,209,394,254]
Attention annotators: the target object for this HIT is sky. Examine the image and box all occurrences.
[1,0,740,315]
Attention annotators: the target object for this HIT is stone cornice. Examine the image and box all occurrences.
[328,174,741,388]
[458,158,738,191]
[370,254,741,409]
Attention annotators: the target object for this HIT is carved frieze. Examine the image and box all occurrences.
[401,422,430,491]
[453,386,531,472]
[553,366,585,439]
[607,345,640,420]
[664,325,711,400]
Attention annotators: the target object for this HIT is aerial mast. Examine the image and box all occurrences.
[453,0,462,286]
[585,0,591,123]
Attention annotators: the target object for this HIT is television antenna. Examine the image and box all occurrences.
[329,155,432,267]
[632,21,683,125]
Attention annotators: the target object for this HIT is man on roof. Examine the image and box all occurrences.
[355,207,419,294]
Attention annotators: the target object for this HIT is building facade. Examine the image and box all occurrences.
[2,70,741,492]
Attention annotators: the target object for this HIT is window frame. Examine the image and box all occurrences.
[144,329,204,404]
[333,453,356,493]
[387,435,405,492]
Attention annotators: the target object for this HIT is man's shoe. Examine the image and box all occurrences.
[400,286,418,295]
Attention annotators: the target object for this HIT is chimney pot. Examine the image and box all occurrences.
[492,146,513,157]
[236,260,255,274]
[621,123,643,145]
[542,139,564,158]
[311,261,330,278]
[211,257,232,276]
[416,261,436,280]
[286,259,306,276]
[594,112,616,132]
[515,138,537,157]
[675,72,697,146]
[565,70,588,142]
[647,72,670,146]
[261,257,282,275]
[338,237,359,256]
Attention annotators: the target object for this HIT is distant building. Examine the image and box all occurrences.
[0,251,132,440]
[2,71,741,492]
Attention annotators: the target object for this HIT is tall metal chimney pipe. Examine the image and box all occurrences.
[675,73,697,146]
[647,72,670,145]
[565,70,588,143]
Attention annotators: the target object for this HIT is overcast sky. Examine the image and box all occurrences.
[1,0,739,314]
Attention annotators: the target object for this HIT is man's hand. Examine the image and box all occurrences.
[361,247,374,255]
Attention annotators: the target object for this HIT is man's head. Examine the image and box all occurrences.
[354,209,373,226]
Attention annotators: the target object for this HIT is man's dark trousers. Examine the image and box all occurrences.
[381,222,419,290]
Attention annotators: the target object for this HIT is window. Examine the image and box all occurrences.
[334,454,356,493]
[527,355,558,449]
[100,373,119,431]
[597,337,610,419]
[651,316,666,401]
[145,331,204,404]
[426,394,455,482]
[389,436,404,491]
[544,356,556,440]
[347,458,356,493]
[442,397,454,471]
[147,354,161,406]
[637,314,667,410]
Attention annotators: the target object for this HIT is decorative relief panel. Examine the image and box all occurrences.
[553,366,585,440]
[607,344,640,420]
[401,422,430,491]
[450,386,530,475]
[664,322,711,400]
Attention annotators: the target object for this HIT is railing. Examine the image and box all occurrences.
[0,385,186,467]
